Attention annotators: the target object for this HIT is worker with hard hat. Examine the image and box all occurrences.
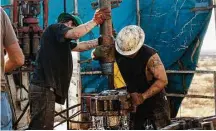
[92,25,171,129]
[28,8,111,129]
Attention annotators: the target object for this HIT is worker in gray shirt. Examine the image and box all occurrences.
[1,7,24,130]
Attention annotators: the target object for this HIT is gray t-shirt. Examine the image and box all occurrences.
[1,7,18,89]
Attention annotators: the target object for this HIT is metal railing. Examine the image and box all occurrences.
[80,70,216,114]
[166,70,216,115]
[8,69,216,129]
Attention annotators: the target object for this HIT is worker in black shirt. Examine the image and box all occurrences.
[29,8,111,130]
[92,25,170,129]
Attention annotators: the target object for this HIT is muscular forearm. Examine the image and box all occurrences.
[4,55,24,73]
[65,20,97,40]
[4,44,24,73]
[143,53,168,100]
[142,80,168,100]
[72,39,98,52]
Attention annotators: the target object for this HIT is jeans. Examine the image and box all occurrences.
[1,92,13,130]
[28,84,56,130]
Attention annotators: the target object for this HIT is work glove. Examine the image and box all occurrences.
[91,46,103,60]
[93,7,111,25]
[130,92,145,112]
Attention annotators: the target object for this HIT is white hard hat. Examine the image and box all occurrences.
[115,25,145,56]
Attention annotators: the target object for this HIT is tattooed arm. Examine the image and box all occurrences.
[72,39,98,52]
[141,53,168,100]
[65,20,97,40]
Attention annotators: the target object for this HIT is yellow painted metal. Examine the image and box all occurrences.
[114,62,126,88]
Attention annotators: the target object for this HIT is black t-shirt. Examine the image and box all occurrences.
[116,46,169,116]
[31,23,77,104]
[115,45,157,93]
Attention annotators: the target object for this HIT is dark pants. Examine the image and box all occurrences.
[28,84,55,130]
[130,91,171,130]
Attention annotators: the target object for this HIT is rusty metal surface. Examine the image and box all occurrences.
[91,0,122,9]
[90,0,122,77]
[161,116,216,130]
[90,0,122,89]
[98,37,115,63]
[13,0,18,24]
[90,115,129,129]
[97,0,116,71]
[12,0,45,65]
[89,90,131,116]
[43,0,48,29]
[82,90,130,130]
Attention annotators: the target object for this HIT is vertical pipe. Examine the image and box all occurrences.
[214,0,216,115]
[32,34,40,57]
[66,1,70,125]
[13,0,18,24]
[214,0,216,37]
[64,0,66,13]
[67,0,80,129]
[214,72,216,115]
[99,0,112,36]
[9,0,13,20]
[73,0,78,15]
[23,33,30,57]
[136,0,140,26]
[43,0,48,29]
[68,0,81,129]
[66,97,69,129]
[98,0,115,89]
[75,0,82,127]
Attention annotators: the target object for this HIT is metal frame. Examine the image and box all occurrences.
[136,0,140,26]
[81,70,216,115]
[9,68,216,129]
[166,70,216,115]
